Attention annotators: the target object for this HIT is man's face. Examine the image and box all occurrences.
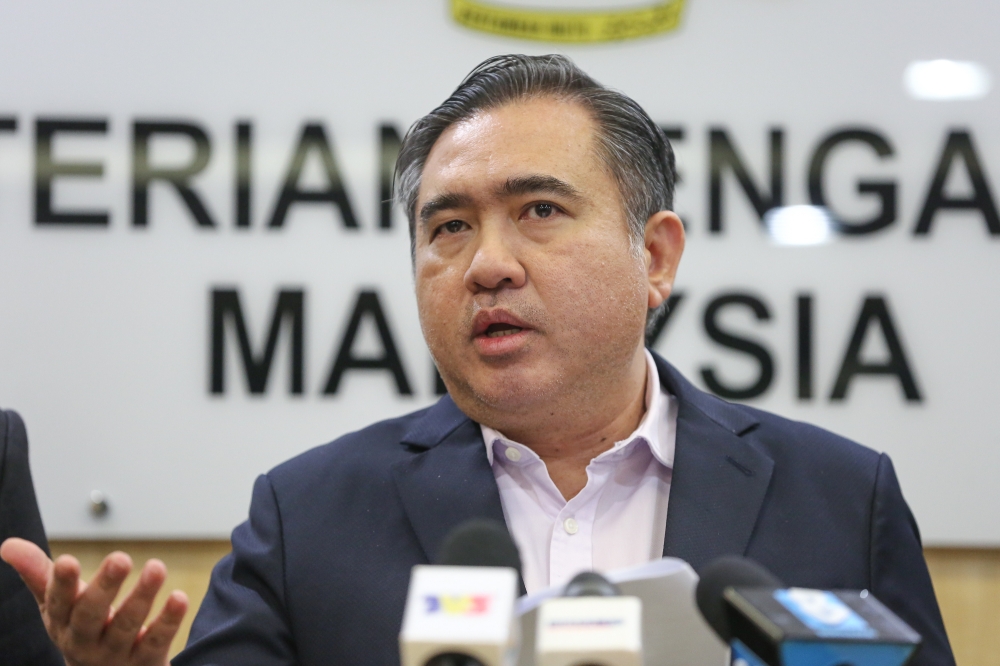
[413,96,653,422]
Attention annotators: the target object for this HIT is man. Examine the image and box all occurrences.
[1,54,953,665]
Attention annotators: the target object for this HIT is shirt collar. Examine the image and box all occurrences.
[481,349,675,469]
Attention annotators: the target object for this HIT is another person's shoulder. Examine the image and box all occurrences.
[0,407,30,469]
[0,406,25,443]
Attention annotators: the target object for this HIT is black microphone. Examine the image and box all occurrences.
[696,556,922,666]
[562,571,621,598]
[399,520,522,666]
[436,519,523,574]
[696,556,784,644]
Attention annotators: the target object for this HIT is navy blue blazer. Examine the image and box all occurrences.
[176,354,953,666]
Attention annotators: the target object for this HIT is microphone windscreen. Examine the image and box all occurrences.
[695,556,783,643]
[435,519,522,575]
[563,571,621,597]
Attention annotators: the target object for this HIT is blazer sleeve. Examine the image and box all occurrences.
[869,453,955,666]
[173,474,296,666]
[0,409,65,666]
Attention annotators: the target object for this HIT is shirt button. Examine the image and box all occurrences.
[504,447,522,462]
[563,518,579,535]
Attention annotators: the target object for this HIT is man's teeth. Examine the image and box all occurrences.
[486,327,522,338]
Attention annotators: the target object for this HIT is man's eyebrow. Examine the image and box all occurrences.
[419,192,473,225]
[418,175,582,225]
[495,174,584,202]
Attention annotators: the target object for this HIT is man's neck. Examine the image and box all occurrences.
[491,349,650,500]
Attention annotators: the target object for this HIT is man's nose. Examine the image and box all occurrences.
[463,223,526,293]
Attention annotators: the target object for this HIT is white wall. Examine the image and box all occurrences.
[0,0,996,544]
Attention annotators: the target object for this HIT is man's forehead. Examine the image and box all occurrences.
[439,95,596,140]
[416,98,600,206]
[436,96,596,152]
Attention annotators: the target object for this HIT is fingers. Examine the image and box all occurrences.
[47,554,84,629]
[102,559,167,654]
[9,548,185,666]
[66,551,132,643]
[131,589,189,666]
[0,537,53,604]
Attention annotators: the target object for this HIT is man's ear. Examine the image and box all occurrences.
[644,211,685,310]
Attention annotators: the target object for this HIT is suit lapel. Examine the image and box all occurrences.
[391,359,775,576]
[390,395,508,564]
[654,354,775,572]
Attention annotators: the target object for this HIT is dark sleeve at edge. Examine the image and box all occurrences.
[0,409,65,666]
[869,453,955,666]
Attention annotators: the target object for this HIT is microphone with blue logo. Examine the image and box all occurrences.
[399,520,523,666]
[695,556,922,666]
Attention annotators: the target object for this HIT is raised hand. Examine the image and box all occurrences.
[0,537,188,666]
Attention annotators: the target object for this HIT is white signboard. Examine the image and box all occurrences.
[0,1,996,544]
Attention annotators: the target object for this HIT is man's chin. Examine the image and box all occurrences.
[471,372,563,414]
[441,359,550,406]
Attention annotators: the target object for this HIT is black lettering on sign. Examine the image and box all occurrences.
[268,123,359,229]
[645,292,686,348]
[133,121,216,227]
[808,128,896,235]
[709,127,784,233]
[0,117,14,215]
[915,130,1000,236]
[659,125,685,186]
[797,293,813,400]
[210,288,305,395]
[700,293,774,400]
[659,125,687,229]
[659,126,685,143]
[235,121,252,228]
[35,118,109,226]
[323,290,412,395]
[829,296,921,402]
[379,123,402,230]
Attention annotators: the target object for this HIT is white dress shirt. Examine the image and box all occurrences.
[481,350,677,594]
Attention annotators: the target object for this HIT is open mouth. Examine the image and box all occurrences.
[484,323,523,338]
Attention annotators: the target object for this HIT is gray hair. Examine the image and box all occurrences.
[395,53,677,334]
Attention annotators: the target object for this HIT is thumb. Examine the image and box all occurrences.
[1,537,53,604]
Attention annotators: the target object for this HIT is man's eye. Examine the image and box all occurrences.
[438,220,466,235]
[532,203,554,218]
[525,203,561,220]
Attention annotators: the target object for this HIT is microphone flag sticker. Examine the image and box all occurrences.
[424,594,492,615]
[450,0,686,43]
